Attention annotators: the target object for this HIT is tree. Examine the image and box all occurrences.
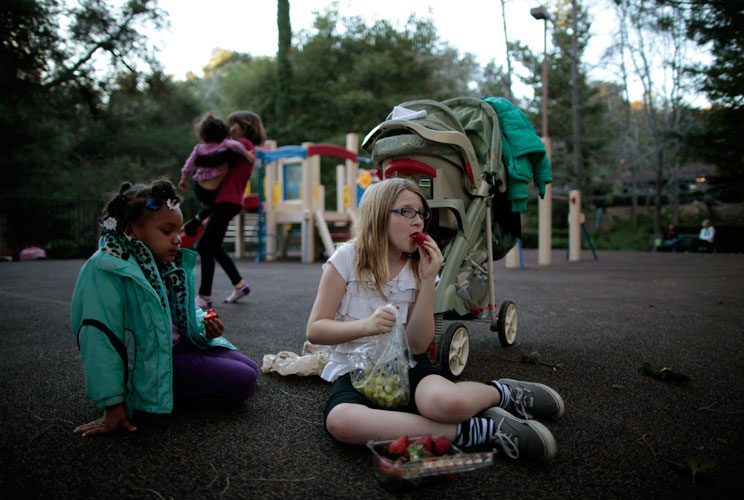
[682,0,744,108]
[671,0,744,194]
[1,0,169,199]
[613,0,701,230]
[276,0,293,118]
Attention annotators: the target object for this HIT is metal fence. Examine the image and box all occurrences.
[0,197,200,259]
[0,198,104,259]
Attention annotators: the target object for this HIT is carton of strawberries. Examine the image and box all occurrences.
[366,434,494,490]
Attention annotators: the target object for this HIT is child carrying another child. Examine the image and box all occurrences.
[307,178,565,460]
[71,180,258,436]
[178,112,255,236]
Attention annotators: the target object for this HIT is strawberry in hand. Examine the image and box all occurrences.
[410,232,427,245]
[203,308,218,321]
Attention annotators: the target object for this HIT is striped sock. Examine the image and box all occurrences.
[489,380,512,410]
[454,417,495,448]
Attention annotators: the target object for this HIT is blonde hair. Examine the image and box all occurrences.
[353,178,430,299]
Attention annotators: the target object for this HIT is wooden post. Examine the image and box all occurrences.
[233,212,245,259]
[345,133,359,213]
[568,189,581,261]
[504,245,520,268]
[264,140,278,261]
[301,142,315,263]
[336,164,345,212]
[538,138,552,265]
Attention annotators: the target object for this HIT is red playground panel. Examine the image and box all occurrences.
[179,223,205,248]
[180,194,260,248]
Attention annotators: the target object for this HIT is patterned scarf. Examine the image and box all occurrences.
[99,230,190,335]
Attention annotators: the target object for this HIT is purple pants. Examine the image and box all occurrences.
[172,339,258,408]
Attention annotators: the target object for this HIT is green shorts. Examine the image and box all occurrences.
[322,354,443,429]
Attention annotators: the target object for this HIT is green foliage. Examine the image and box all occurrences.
[522,351,542,366]
[585,214,654,251]
[682,0,744,108]
[638,362,690,386]
[667,454,716,484]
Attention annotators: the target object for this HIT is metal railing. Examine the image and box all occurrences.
[0,197,200,259]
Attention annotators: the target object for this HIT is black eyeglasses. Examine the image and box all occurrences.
[390,208,431,220]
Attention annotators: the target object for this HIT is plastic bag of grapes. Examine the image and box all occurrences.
[350,305,415,409]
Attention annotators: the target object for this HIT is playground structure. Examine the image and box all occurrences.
[225,133,372,263]
[192,132,595,269]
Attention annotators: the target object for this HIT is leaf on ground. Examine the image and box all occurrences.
[611,384,629,391]
[522,351,541,365]
[638,362,690,386]
[667,454,716,483]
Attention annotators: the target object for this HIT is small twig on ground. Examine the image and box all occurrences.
[30,411,74,425]
[279,388,314,402]
[493,354,521,364]
[218,476,230,499]
[290,415,323,425]
[698,401,744,415]
[132,487,167,500]
[244,476,316,482]
[206,463,219,489]
[638,433,657,457]
[28,423,58,444]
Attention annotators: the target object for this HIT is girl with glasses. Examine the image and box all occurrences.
[306,177,564,460]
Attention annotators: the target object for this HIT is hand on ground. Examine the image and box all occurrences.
[73,404,136,437]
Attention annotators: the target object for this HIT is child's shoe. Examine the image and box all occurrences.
[479,407,557,461]
[183,218,202,237]
[498,379,565,420]
[195,295,213,310]
[223,284,250,303]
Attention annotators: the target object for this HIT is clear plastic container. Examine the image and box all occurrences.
[367,437,494,490]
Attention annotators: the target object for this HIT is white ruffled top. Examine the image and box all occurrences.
[320,243,418,382]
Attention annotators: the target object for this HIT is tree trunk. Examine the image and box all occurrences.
[571,1,583,203]
[500,0,515,102]
[277,0,292,117]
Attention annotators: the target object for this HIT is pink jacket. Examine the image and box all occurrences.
[181,139,247,181]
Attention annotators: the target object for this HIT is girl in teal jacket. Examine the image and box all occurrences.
[71,180,257,436]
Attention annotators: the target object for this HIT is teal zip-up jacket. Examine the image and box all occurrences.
[482,97,552,212]
[71,244,235,414]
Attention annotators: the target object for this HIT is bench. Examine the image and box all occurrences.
[650,233,707,252]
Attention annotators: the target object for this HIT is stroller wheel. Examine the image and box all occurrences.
[495,300,518,346]
[440,322,470,379]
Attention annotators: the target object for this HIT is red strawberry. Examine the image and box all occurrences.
[433,436,451,456]
[410,232,427,245]
[414,434,432,453]
[203,308,218,321]
[387,435,409,457]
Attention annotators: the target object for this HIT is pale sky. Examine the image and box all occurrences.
[150,0,616,99]
[147,0,710,105]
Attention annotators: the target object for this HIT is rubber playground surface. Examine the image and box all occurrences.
[1,249,743,499]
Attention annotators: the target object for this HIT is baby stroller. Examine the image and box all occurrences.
[362,97,549,378]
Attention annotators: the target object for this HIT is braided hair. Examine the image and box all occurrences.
[99,180,181,236]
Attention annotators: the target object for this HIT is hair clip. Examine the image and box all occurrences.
[166,199,180,211]
[145,199,160,210]
[100,217,117,231]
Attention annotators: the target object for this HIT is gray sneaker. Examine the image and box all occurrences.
[499,378,565,420]
[479,406,557,460]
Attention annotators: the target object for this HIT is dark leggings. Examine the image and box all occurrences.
[196,202,242,296]
[172,339,258,408]
[193,180,218,221]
